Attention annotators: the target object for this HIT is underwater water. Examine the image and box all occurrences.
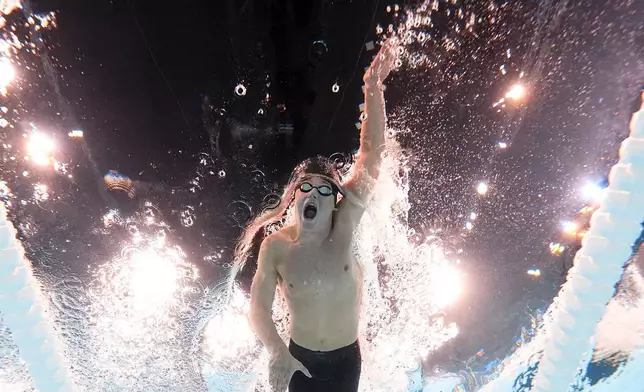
[1,0,643,391]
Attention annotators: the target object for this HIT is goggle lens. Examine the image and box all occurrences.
[299,182,334,196]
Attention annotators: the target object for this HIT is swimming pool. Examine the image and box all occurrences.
[1,97,642,392]
[1,0,643,391]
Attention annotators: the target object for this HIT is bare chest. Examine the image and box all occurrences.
[277,242,361,299]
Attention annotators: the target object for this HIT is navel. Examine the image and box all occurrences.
[344,264,349,272]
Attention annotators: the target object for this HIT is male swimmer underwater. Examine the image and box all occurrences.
[233,40,397,392]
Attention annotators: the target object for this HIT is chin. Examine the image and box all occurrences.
[300,217,319,230]
[300,213,330,231]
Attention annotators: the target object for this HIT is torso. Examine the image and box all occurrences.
[273,214,363,351]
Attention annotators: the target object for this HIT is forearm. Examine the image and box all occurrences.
[249,309,287,356]
[360,82,387,175]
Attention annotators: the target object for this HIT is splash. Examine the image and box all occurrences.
[54,207,207,392]
[352,134,461,390]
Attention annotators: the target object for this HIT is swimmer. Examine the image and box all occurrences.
[233,40,398,392]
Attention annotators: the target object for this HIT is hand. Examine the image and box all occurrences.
[268,348,312,392]
[363,38,399,87]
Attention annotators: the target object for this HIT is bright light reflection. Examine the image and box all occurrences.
[505,83,526,100]
[562,220,578,235]
[431,264,463,308]
[549,242,565,255]
[476,181,488,195]
[26,131,54,166]
[527,268,541,277]
[582,181,604,203]
[68,129,83,138]
[0,57,14,95]
[0,0,22,16]
[128,249,180,310]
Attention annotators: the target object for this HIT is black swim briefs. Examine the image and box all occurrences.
[288,339,361,392]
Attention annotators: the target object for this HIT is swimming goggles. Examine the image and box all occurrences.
[298,182,335,196]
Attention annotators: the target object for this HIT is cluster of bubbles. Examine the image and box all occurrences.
[0,0,85,229]
[349,135,461,390]
[0,7,92,389]
[377,1,538,239]
[49,205,207,391]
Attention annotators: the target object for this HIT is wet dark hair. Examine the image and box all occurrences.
[289,156,342,190]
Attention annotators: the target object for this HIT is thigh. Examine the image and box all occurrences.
[316,345,362,392]
[333,348,361,392]
[288,369,320,392]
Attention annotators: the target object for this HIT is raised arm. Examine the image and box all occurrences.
[344,40,398,202]
[248,236,286,356]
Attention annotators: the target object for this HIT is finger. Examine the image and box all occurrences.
[272,377,284,392]
[299,365,312,378]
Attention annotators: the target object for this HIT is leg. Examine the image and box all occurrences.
[332,346,361,392]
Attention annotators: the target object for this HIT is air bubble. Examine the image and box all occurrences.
[218,170,226,178]
[330,152,354,175]
[332,83,340,93]
[251,169,265,185]
[359,112,368,121]
[228,200,253,226]
[263,193,282,210]
[310,40,328,59]
[180,206,196,227]
[234,84,247,97]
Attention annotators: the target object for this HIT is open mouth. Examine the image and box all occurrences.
[303,204,318,220]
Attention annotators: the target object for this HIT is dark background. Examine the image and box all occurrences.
[2,0,643,387]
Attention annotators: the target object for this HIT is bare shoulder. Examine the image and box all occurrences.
[259,229,292,265]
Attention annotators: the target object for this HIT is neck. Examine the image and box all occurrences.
[295,218,333,245]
